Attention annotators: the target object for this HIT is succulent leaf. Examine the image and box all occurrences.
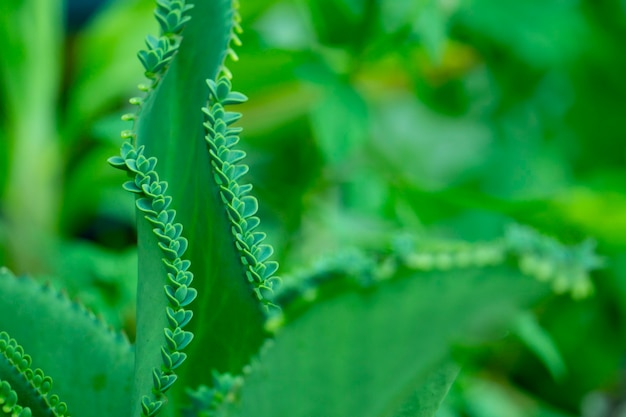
[117,3,274,410]
[0,332,68,417]
[0,269,133,417]
[221,266,551,417]
[112,140,197,417]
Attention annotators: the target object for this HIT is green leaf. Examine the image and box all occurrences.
[309,79,369,166]
[222,266,551,417]
[512,312,566,381]
[64,0,157,137]
[130,0,269,413]
[0,0,63,274]
[0,332,69,417]
[392,361,460,417]
[379,0,452,63]
[0,268,133,417]
[458,373,577,417]
[455,0,592,68]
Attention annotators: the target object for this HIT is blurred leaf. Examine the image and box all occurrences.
[551,188,626,247]
[238,81,319,134]
[224,266,550,417]
[64,0,155,138]
[0,0,63,274]
[254,2,315,50]
[454,0,592,68]
[413,1,449,63]
[48,241,137,331]
[0,0,62,116]
[306,0,370,47]
[62,140,136,237]
[516,296,622,410]
[481,104,572,200]
[394,361,460,417]
[379,0,455,63]
[309,79,369,165]
[370,92,491,190]
[512,312,566,381]
[290,197,393,265]
[460,373,576,417]
[0,269,134,417]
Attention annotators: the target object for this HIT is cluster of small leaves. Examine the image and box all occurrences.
[393,236,506,272]
[0,380,31,417]
[109,143,197,417]
[219,0,243,79]
[504,224,602,299]
[269,238,507,328]
[0,332,68,417]
[110,0,203,415]
[272,225,602,321]
[183,372,244,417]
[154,0,193,36]
[264,249,401,331]
[137,0,193,82]
[271,239,505,323]
[273,249,381,306]
[394,226,602,298]
[203,76,280,306]
[182,340,276,417]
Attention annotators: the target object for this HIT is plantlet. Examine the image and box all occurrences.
[0,1,602,417]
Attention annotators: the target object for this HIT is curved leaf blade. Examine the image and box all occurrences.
[223,266,550,417]
[129,0,269,413]
[0,269,133,417]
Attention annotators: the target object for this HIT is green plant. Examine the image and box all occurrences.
[0,1,602,417]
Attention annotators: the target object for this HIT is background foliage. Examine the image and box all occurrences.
[1,0,625,415]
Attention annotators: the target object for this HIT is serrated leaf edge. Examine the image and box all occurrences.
[203,76,280,308]
[0,332,69,417]
[111,142,197,417]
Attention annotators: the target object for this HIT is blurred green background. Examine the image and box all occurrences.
[1,0,626,415]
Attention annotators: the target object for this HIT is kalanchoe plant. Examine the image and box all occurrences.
[0,1,602,417]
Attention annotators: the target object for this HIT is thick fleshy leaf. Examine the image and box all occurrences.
[131,0,268,414]
[0,269,133,417]
[221,266,550,417]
